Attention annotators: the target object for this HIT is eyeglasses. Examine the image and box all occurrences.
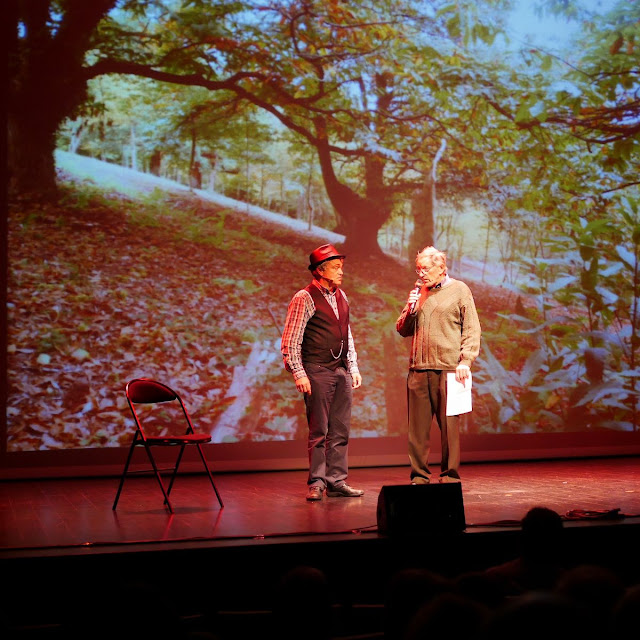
[415,264,440,276]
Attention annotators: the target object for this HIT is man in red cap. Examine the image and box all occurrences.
[281,244,364,501]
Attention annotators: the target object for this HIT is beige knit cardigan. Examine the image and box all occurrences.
[396,278,481,370]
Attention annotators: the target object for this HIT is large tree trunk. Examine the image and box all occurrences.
[7,0,117,199]
[8,112,59,197]
[313,119,389,257]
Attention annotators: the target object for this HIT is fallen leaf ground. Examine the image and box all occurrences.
[7,179,528,452]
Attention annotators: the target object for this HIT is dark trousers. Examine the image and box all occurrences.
[407,369,460,480]
[303,363,352,489]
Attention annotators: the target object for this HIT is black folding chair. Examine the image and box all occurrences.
[112,378,224,512]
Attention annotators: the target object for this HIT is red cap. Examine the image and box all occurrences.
[308,244,346,271]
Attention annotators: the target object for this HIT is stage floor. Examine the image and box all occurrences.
[1,455,639,556]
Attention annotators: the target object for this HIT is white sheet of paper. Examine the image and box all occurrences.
[446,371,472,416]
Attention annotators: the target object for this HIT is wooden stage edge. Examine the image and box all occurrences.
[1,457,640,633]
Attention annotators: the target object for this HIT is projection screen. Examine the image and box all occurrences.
[4,0,639,478]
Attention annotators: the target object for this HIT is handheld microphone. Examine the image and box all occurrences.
[409,278,423,313]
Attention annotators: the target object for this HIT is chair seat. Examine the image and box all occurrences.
[145,434,212,445]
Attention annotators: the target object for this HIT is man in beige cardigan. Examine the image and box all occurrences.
[396,246,481,484]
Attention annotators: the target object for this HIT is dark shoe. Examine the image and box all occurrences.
[439,475,461,483]
[306,486,324,501]
[326,483,364,497]
[411,476,430,485]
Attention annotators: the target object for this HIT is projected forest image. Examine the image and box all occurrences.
[6,0,640,454]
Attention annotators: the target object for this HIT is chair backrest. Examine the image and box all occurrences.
[126,378,178,404]
[125,378,196,439]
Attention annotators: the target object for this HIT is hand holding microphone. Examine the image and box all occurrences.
[408,278,423,313]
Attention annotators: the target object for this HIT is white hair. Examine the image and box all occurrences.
[416,246,447,269]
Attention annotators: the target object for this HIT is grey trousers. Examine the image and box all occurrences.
[304,363,352,489]
[407,369,461,480]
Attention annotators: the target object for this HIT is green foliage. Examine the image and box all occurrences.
[476,192,640,432]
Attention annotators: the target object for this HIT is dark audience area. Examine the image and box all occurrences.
[2,506,639,640]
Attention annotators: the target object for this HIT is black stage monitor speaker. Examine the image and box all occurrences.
[377,483,466,536]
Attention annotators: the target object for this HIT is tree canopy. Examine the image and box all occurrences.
[8,0,640,256]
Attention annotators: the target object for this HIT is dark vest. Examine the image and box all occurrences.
[302,284,350,371]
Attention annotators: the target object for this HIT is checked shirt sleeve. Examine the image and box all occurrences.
[281,290,314,380]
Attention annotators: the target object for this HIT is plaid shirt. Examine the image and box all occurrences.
[281,279,359,380]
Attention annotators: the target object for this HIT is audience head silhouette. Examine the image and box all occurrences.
[270,566,331,640]
[520,505,564,561]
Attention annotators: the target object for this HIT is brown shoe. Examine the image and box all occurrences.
[306,485,323,501]
[411,476,430,485]
[439,475,461,483]
[326,483,364,497]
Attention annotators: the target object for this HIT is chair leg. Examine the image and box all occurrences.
[166,444,186,497]
[196,444,224,508]
[112,442,137,510]
[142,444,174,513]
